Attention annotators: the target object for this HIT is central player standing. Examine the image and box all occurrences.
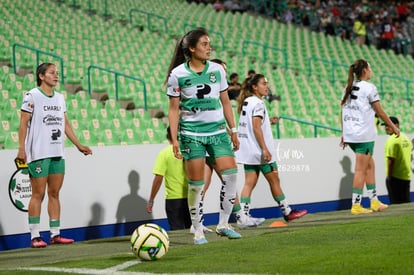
[166,28,241,244]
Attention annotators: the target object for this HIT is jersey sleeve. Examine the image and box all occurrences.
[252,101,265,118]
[218,65,229,92]
[166,71,180,97]
[21,92,34,113]
[368,84,380,103]
[385,138,397,159]
[152,149,167,176]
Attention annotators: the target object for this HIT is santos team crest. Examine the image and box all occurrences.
[209,72,217,83]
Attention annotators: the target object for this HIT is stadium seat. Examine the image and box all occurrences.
[100,128,119,146]
[119,128,138,145]
[85,99,103,118]
[78,129,98,147]
[141,128,161,144]
[4,131,19,149]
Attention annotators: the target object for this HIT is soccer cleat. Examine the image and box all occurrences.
[190,225,214,234]
[193,236,208,245]
[370,200,388,212]
[50,235,74,245]
[284,209,308,222]
[236,214,256,228]
[237,214,266,228]
[215,224,241,239]
[252,217,266,226]
[193,230,208,245]
[351,204,373,215]
[31,237,47,248]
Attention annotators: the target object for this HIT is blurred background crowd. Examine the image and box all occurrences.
[187,0,414,56]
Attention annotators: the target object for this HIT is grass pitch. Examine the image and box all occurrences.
[1,203,413,274]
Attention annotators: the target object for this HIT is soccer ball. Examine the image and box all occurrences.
[130,223,169,261]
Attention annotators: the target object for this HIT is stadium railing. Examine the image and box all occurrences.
[87,65,148,110]
[275,115,341,139]
[12,43,65,84]
[380,74,414,102]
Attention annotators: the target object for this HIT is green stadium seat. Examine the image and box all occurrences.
[4,131,19,149]
[22,74,35,90]
[119,128,138,145]
[79,129,98,147]
[85,99,103,118]
[141,128,161,144]
[100,128,119,146]
[108,118,126,137]
[88,118,104,137]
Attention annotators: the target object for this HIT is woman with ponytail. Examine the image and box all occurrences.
[166,28,241,244]
[340,59,399,215]
[235,74,307,223]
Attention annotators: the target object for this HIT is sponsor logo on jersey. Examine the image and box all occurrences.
[51,129,61,140]
[43,114,63,126]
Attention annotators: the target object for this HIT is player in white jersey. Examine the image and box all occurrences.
[166,28,241,244]
[340,59,399,215]
[235,74,307,222]
[16,63,92,248]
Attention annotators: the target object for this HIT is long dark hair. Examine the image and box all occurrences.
[36,62,54,86]
[341,59,369,105]
[164,28,209,83]
[237,73,265,114]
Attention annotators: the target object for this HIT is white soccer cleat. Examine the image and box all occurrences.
[190,224,213,234]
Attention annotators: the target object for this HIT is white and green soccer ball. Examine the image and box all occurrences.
[130,223,169,261]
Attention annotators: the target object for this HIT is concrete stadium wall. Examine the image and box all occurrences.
[1,136,413,250]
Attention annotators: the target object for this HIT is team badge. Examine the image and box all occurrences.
[183,146,191,154]
[35,165,42,174]
[209,73,216,83]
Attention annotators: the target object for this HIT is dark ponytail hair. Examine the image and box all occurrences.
[36,62,55,86]
[237,73,265,114]
[165,28,209,84]
[341,59,369,105]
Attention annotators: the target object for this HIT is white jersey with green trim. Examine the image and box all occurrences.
[342,80,379,143]
[21,87,66,163]
[235,96,275,164]
[167,61,229,136]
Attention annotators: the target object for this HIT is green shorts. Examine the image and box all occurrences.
[180,132,235,161]
[28,157,65,178]
[244,162,278,174]
[348,142,375,155]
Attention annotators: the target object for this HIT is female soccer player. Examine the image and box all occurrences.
[166,28,241,244]
[236,74,307,222]
[17,63,92,248]
[340,59,399,214]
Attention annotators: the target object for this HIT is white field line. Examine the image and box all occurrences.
[6,264,252,275]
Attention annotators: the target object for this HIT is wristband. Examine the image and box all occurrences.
[148,200,154,206]
[231,127,238,133]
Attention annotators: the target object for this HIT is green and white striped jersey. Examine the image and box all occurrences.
[167,61,229,136]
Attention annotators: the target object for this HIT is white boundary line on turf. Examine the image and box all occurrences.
[9,257,252,275]
[9,265,250,275]
[14,260,142,274]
